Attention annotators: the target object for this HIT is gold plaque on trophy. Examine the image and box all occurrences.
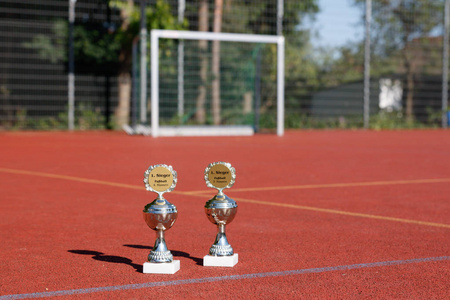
[144,164,177,194]
[207,164,232,188]
[204,162,236,191]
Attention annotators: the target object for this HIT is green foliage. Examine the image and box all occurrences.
[247,1,320,114]
[256,112,359,130]
[221,108,254,126]
[19,0,187,131]
[166,108,444,131]
[12,109,65,130]
[426,107,445,126]
[369,110,431,130]
[351,0,444,75]
[22,19,66,64]
[353,0,444,52]
[11,104,106,130]
[284,113,363,129]
[285,34,320,89]
[258,112,277,129]
[218,0,319,36]
[315,43,364,88]
[23,0,186,68]
[115,0,186,49]
[76,103,106,130]
[23,18,119,67]
[74,24,121,66]
[257,110,437,130]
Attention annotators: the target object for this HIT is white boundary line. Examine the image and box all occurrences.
[150,30,285,137]
[2,256,448,299]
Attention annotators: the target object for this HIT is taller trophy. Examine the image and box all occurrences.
[203,161,238,267]
[142,164,180,274]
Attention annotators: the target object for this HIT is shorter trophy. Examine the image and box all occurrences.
[142,164,180,274]
[203,162,238,267]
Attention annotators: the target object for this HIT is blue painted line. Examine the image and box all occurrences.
[1,256,449,299]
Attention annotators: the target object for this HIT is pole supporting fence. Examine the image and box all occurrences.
[443,0,450,128]
[139,0,147,124]
[68,0,76,131]
[363,0,371,129]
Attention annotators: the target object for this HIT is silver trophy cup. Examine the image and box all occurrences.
[204,162,238,257]
[143,164,178,263]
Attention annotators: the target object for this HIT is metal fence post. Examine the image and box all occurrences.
[277,0,284,36]
[277,0,283,135]
[443,0,449,128]
[277,36,285,136]
[363,0,372,129]
[68,0,76,130]
[140,0,147,124]
[177,0,185,118]
[132,37,139,128]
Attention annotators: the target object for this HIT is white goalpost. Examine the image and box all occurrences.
[150,29,285,137]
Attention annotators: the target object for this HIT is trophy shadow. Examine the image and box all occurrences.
[123,244,203,265]
[68,250,143,273]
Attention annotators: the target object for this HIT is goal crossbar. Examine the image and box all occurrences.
[150,29,285,137]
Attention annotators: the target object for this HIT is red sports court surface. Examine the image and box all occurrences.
[0,130,449,299]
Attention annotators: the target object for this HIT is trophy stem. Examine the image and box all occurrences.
[209,223,233,256]
[148,229,173,263]
[218,223,225,234]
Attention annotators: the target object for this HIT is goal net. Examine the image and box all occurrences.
[149,30,284,137]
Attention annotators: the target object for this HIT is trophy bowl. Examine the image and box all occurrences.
[143,199,178,231]
[205,194,238,225]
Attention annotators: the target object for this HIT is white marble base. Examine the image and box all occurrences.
[203,254,238,267]
[143,260,180,274]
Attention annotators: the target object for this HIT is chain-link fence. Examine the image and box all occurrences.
[0,0,120,130]
[1,0,449,131]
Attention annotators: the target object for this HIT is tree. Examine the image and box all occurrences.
[249,1,319,115]
[112,0,185,127]
[354,0,444,121]
[190,0,319,123]
[115,0,134,128]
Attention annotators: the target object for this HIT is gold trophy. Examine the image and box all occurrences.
[203,162,238,267]
[142,164,180,274]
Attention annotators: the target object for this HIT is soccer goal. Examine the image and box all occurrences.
[149,29,285,137]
